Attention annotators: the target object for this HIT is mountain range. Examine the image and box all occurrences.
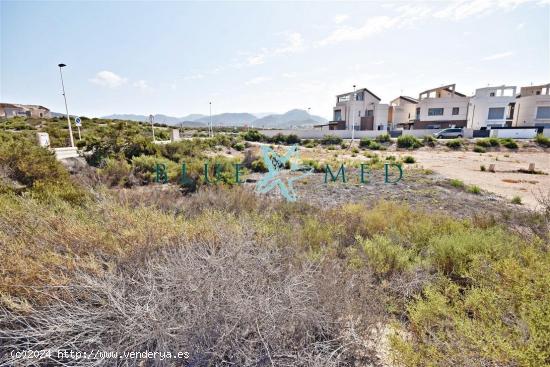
[102,109,328,128]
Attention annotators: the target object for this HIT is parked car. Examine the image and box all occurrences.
[433,128,463,139]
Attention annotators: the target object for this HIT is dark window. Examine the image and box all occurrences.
[355,92,364,101]
[490,92,495,97]
[415,107,420,119]
[366,110,374,117]
[452,107,459,115]
[334,110,342,121]
[487,107,505,120]
[536,106,550,119]
[428,108,444,116]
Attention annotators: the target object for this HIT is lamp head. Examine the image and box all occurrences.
[58,63,66,68]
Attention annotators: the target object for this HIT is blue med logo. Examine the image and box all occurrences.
[74,116,82,127]
[255,144,313,202]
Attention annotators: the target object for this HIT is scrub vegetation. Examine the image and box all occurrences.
[1,117,550,366]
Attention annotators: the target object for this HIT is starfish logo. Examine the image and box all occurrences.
[255,145,313,202]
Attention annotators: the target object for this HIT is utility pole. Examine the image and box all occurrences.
[150,114,156,141]
[57,64,75,148]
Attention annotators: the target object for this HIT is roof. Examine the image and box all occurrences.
[0,103,21,108]
[337,87,381,101]
[419,84,467,98]
[398,96,418,104]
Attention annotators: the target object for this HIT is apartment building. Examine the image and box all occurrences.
[388,96,418,130]
[467,86,517,129]
[330,88,389,131]
[414,84,469,129]
[513,83,550,127]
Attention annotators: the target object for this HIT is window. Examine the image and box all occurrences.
[489,92,495,97]
[415,107,420,119]
[428,108,444,116]
[366,109,374,117]
[355,92,364,101]
[487,107,505,120]
[338,95,350,103]
[536,106,550,119]
[452,107,459,115]
[334,110,342,121]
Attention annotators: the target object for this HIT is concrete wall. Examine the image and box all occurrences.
[333,90,386,130]
[258,129,441,139]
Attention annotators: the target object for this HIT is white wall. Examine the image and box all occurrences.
[513,94,550,126]
[417,96,469,122]
[258,129,438,139]
[467,86,516,129]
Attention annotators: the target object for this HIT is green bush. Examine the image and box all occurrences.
[368,141,381,150]
[397,135,422,149]
[250,158,267,173]
[241,130,266,142]
[535,133,550,147]
[422,135,437,147]
[511,196,522,205]
[477,137,500,148]
[500,138,518,149]
[403,155,416,164]
[233,142,245,151]
[473,145,486,153]
[446,139,462,149]
[450,179,464,188]
[375,133,391,143]
[320,135,343,145]
[359,137,372,148]
[480,165,486,171]
[467,185,481,194]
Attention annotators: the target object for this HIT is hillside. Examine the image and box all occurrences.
[253,109,328,128]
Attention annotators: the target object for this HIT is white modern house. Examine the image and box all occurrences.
[388,96,418,130]
[414,84,469,129]
[512,83,550,127]
[0,103,51,118]
[328,88,388,131]
[466,86,517,129]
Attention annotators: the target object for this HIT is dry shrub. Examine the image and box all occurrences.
[0,235,369,367]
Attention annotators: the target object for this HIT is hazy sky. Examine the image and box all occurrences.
[1,0,549,119]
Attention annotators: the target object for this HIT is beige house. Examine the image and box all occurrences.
[513,83,550,127]
[388,96,418,130]
[0,103,51,118]
[328,88,389,131]
[414,84,469,129]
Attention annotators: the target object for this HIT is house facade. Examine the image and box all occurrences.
[467,86,517,129]
[414,84,469,129]
[330,88,389,131]
[513,83,550,127]
[388,96,418,130]
[0,103,51,119]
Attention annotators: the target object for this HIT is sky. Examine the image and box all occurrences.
[1,0,549,119]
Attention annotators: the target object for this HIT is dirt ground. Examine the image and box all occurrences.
[401,150,549,209]
[292,143,549,210]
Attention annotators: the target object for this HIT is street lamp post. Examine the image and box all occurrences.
[150,114,156,141]
[58,63,75,148]
[209,102,213,137]
[351,85,356,144]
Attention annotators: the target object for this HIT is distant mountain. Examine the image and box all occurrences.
[252,109,328,128]
[195,113,257,126]
[101,109,328,128]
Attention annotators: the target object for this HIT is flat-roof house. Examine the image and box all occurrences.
[388,96,418,130]
[415,84,469,129]
[0,103,51,119]
[513,83,550,127]
[467,86,517,129]
[328,88,388,131]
